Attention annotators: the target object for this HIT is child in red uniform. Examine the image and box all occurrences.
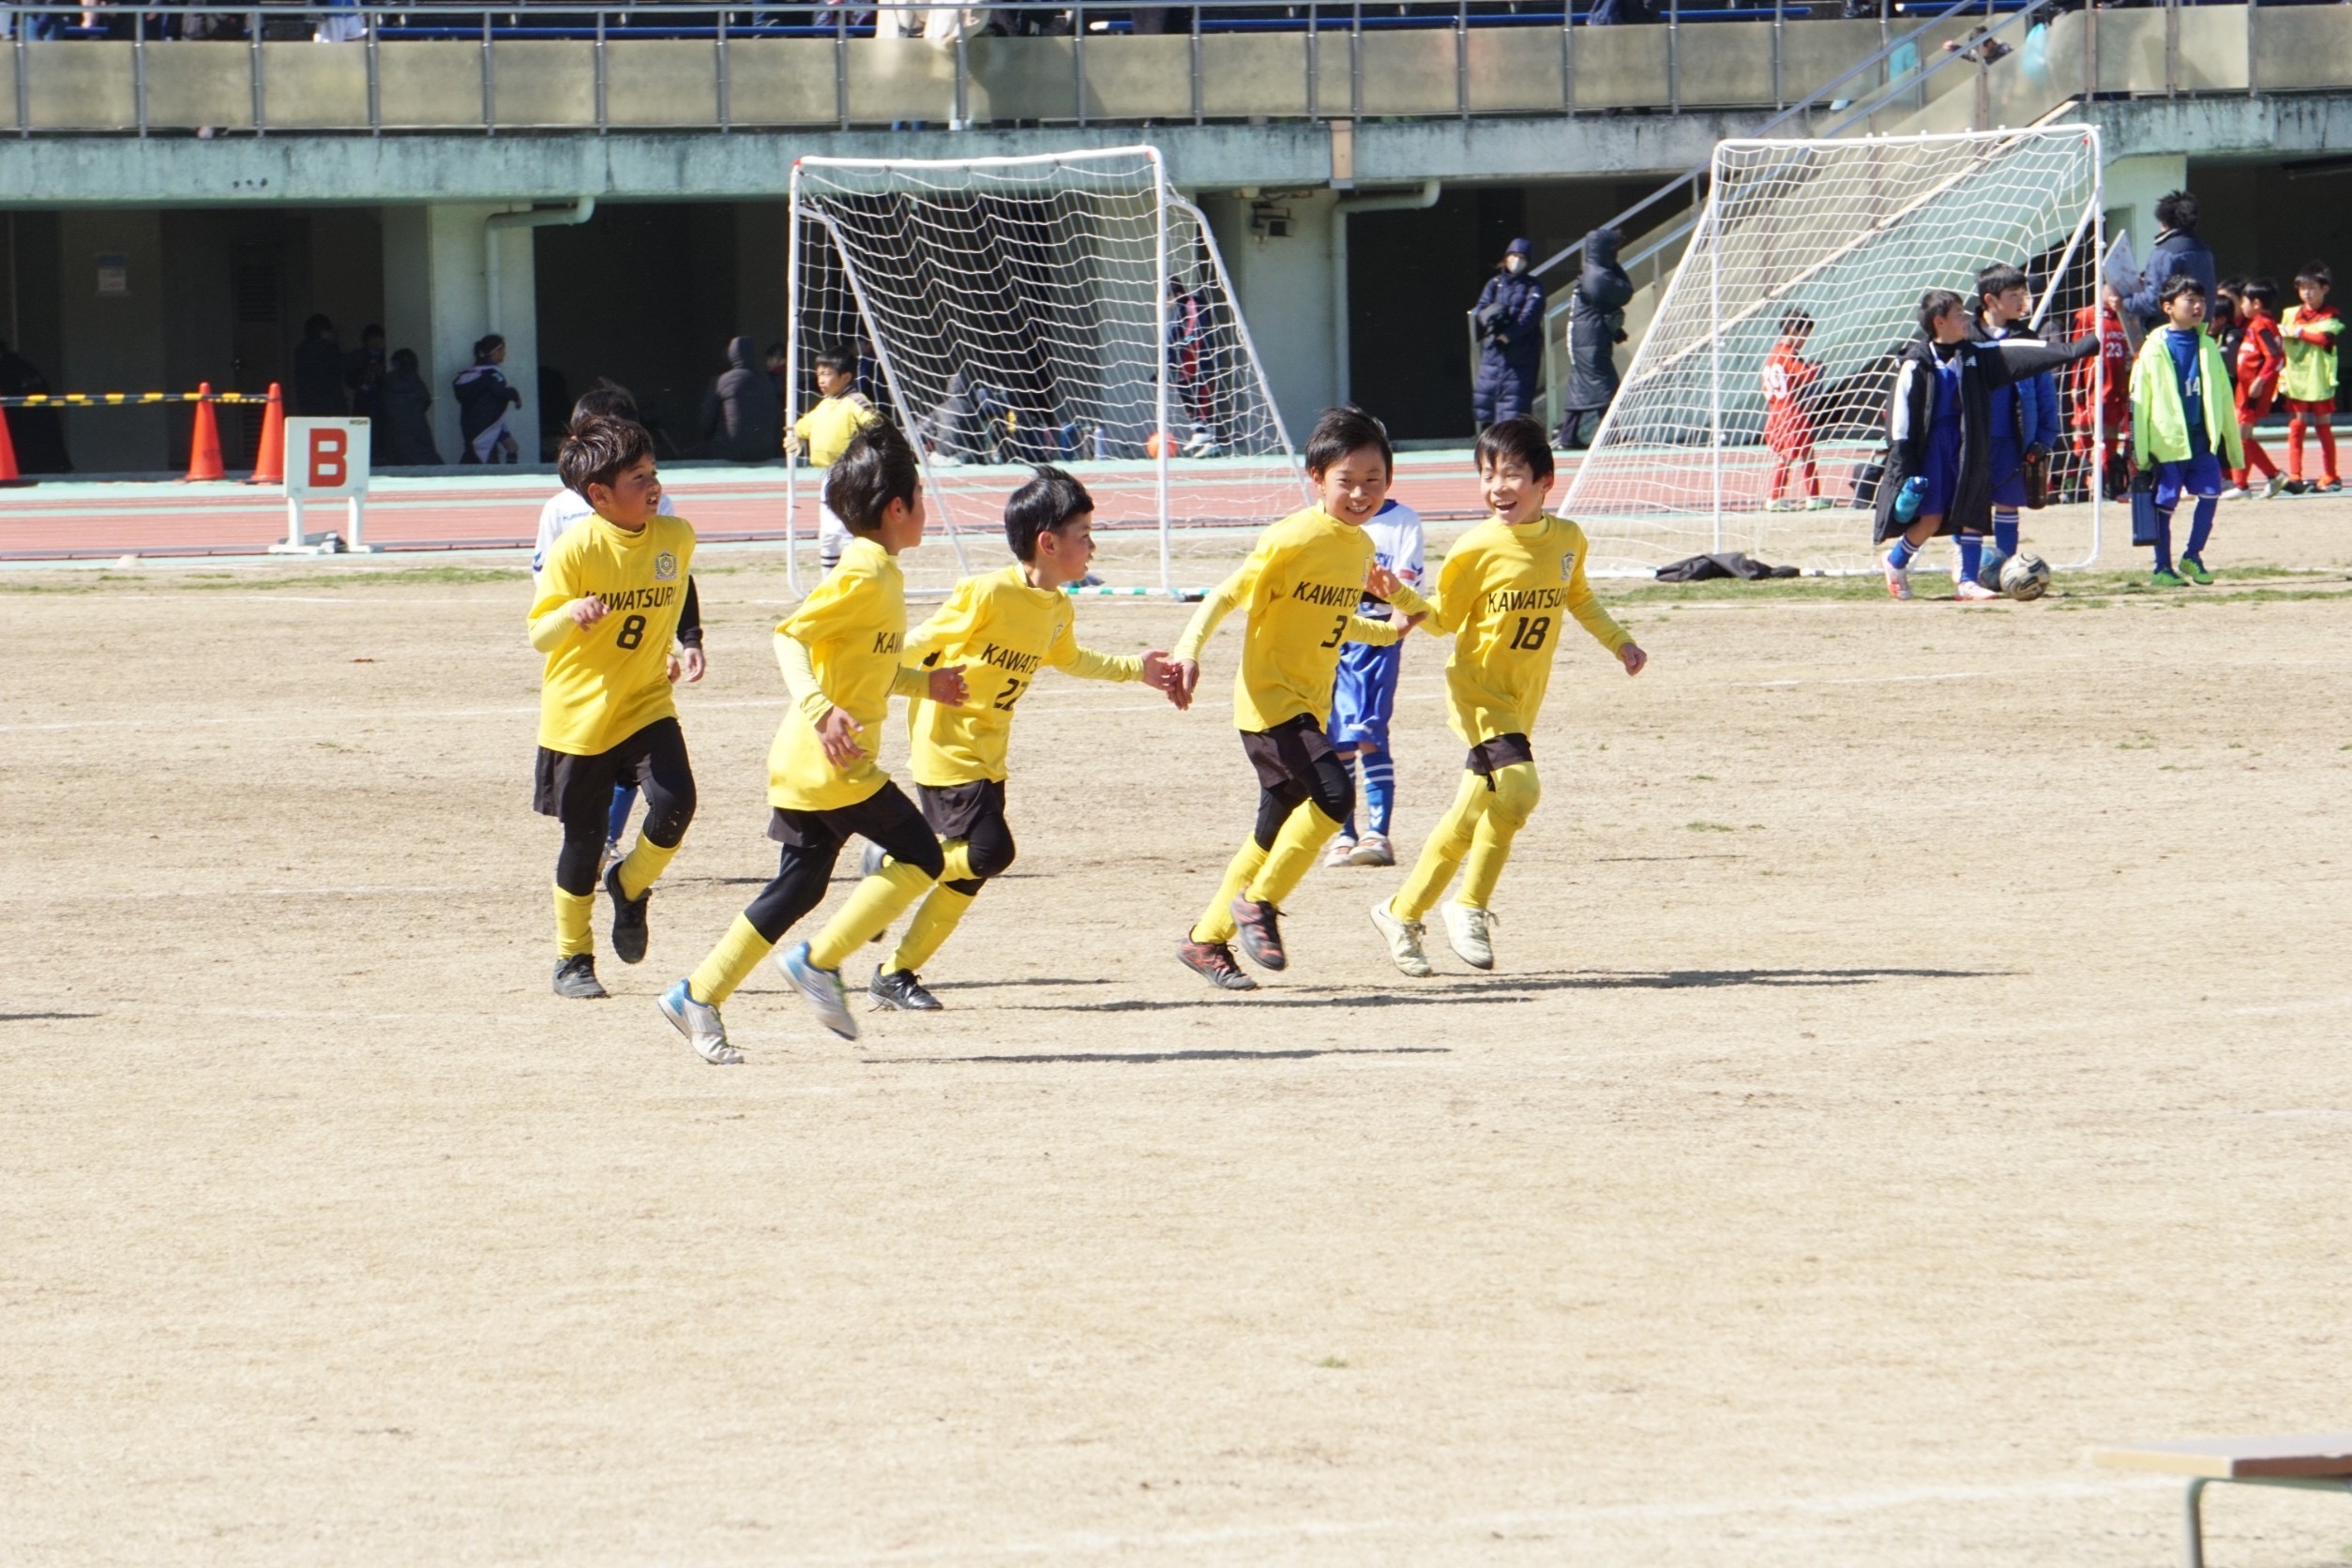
[1762,309,1829,510]
[2070,283,2133,497]
[2281,262,2343,493]
[2226,278,2285,500]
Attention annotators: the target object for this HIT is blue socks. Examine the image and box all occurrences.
[1360,748,1395,837]
[1992,508,2019,558]
[2150,507,2175,573]
[1888,536,1921,570]
[2185,495,2217,561]
[1955,534,1984,585]
[607,784,640,845]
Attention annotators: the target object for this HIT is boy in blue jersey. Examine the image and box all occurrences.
[1968,264,2059,590]
[1325,496,1425,868]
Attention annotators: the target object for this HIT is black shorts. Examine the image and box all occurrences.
[767,781,929,852]
[1466,731,1534,776]
[1239,714,1340,793]
[533,717,691,821]
[918,778,1008,841]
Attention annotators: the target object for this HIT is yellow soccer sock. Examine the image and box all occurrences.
[1245,800,1345,910]
[887,884,977,975]
[809,861,935,971]
[615,834,682,901]
[554,886,596,958]
[1190,837,1270,945]
[1391,772,1488,922]
[1457,761,1541,911]
[688,913,776,1009]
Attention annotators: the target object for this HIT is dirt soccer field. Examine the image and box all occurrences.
[7,497,2352,1565]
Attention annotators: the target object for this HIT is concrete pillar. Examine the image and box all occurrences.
[1199,189,1338,445]
[382,203,539,465]
[2103,152,2189,275]
[57,209,167,474]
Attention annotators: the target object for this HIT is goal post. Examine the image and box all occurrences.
[782,145,1306,598]
[1561,126,2107,579]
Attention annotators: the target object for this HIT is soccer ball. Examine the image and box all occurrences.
[1999,552,2052,601]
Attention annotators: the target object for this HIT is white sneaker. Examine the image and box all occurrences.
[1324,836,1358,868]
[1442,902,1496,971]
[600,837,626,872]
[1805,496,1836,511]
[1953,579,2000,602]
[2219,486,2252,502]
[1349,832,1395,867]
[1763,498,1796,513]
[658,978,742,1065]
[1369,900,1432,978]
[777,942,859,1041]
[1884,560,1912,601]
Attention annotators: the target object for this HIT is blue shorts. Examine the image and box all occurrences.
[2153,452,2224,509]
[1920,421,1964,519]
[1330,639,1403,749]
[1986,436,2028,509]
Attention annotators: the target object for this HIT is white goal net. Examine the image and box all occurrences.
[784,146,1305,597]
[1562,126,2106,577]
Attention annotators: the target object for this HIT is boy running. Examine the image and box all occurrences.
[2280,262,2342,494]
[659,423,967,1063]
[859,466,1184,1010]
[1369,418,1646,975]
[2132,275,2242,587]
[783,343,883,573]
[1326,495,1425,869]
[1170,405,1410,991]
[528,416,701,1000]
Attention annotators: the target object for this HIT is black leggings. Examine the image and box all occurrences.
[944,810,1017,897]
[552,721,697,896]
[1252,754,1353,852]
[744,787,945,943]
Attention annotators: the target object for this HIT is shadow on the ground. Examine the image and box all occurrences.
[0,1011,101,1022]
[986,967,2003,1016]
[873,1045,1453,1066]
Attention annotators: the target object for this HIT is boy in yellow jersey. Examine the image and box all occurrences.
[1170,405,1411,990]
[862,466,1184,1010]
[781,344,882,573]
[659,422,966,1063]
[527,416,702,1000]
[1370,417,1648,975]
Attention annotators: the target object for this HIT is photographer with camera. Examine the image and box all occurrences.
[1471,238,1546,430]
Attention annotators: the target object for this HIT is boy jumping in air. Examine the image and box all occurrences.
[528,415,701,1000]
[862,466,1183,1011]
[2132,275,2242,587]
[1170,405,1411,991]
[1369,418,1646,975]
[2280,262,2342,494]
[659,423,967,1063]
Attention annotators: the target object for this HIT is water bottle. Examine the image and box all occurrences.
[1892,475,1926,524]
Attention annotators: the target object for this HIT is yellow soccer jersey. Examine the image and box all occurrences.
[1391,513,1627,744]
[528,513,697,755]
[794,392,882,467]
[902,565,1143,786]
[1174,506,1403,732]
[768,535,925,811]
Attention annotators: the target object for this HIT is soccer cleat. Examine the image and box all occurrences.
[869,967,942,1012]
[1805,495,1836,511]
[658,977,741,1064]
[1368,900,1432,978]
[604,862,651,965]
[1349,832,1396,867]
[2150,566,2186,588]
[1177,936,1259,991]
[1324,836,1359,868]
[552,953,609,999]
[1883,560,1912,601]
[776,942,859,1041]
[2284,478,2311,495]
[1953,580,2000,602]
[1763,497,1796,513]
[1442,902,1498,971]
[2179,555,2214,585]
[2326,478,2344,493]
[1229,895,1289,971]
[2263,475,2288,499]
[2219,486,2251,502]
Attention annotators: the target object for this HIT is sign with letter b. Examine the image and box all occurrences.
[284,418,370,499]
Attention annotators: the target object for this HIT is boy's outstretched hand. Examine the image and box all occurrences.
[1139,649,1188,709]
[1364,563,1403,601]
[1619,642,1649,677]
[816,706,866,766]
[1172,657,1201,711]
[927,664,969,706]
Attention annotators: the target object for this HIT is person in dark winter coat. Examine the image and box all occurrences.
[378,347,444,466]
[291,314,347,418]
[2123,190,2216,332]
[701,334,784,462]
[1558,226,1635,449]
[454,333,522,463]
[1877,288,2098,601]
[1471,237,1546,429]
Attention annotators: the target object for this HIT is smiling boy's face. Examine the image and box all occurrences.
[1312,447,1391,527]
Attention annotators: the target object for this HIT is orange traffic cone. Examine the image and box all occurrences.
[247,382,285,485]
[0,404,23,486]
[184,384,226,482]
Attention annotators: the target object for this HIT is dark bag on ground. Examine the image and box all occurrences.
[1655,551,1801,582]
[1849,456,1885,509]
[2130,469,2160,547]
[2022,446,2051,509]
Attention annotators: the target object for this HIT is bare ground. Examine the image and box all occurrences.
[6,497,2352,1565]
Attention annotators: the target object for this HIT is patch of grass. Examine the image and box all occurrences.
[1686,822,1735,833]
[1318,1356,1349,1370]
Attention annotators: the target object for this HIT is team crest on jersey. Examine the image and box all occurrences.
[1560,551,1576,580]
[655,551,678,581]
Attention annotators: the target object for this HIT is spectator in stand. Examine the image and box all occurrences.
[345,323,385,419]
[291,314,347,418]
[0,339,70,473]
[1471,236,1545,430]
[700,334,784,462]
[379,347,443,465]
[1558,226,1633,449]
[2123,190,2216,331]
[454,333,523,463]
